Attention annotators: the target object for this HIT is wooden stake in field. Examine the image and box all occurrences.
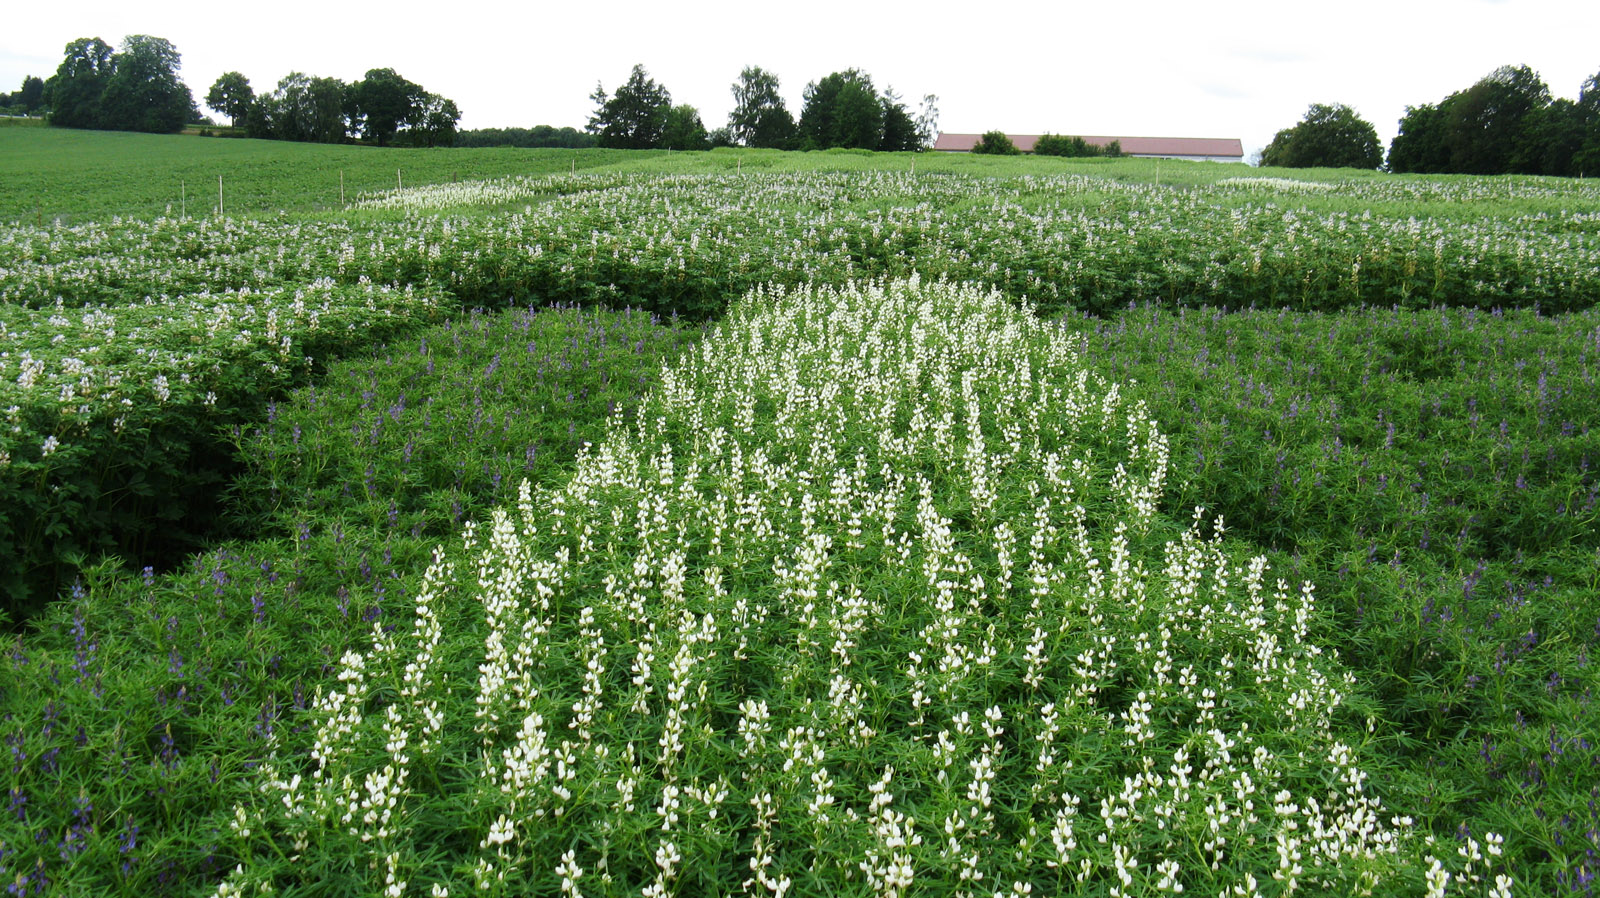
[218,174,224,216]
[397,169,403,191]
[340,170,345,205]
[181,180,186,220]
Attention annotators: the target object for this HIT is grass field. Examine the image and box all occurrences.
[1,126,1597,896]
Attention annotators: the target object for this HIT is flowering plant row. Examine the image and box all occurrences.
[208,278,1507,896]
[4,172,1597,319]
[0,279,446,618]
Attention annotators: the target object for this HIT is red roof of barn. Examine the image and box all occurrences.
[933,133,1243,158]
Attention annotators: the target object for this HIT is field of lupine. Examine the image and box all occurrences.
[2,132,1598,896]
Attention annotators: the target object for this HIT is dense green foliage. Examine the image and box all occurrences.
[1389,64,1600,176]
[452,125,596,149]
[1067,302,1600,888]
[1260,103,1383,169]
[247,72,350,144]
[799,69,883,150]
[97,36,196,134]
[0,280,448,618]
[42,37,117,130]
[43,35,199,133]
[660,105,709,151]
[971,130,1021,155]
[588,65,673,150]
[0,304,694,892]
[1033,134,1123,158]
[229,303,702,540]
[1,130,1598,895]
[728,66,798,149]
[0,75,46,115]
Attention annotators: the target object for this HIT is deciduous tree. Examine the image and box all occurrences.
[206,71,254,128]
[43,37,114,129]
[9,76,45,114]
[352,68,424,146]
[1259,103,1383,169]
[799,69,882,150]
[661,104,709,151]
[1445,64,1550,174]
[728,66,796,149]
[405,93,461,148]
[1387,102,1450,173]
[100,35,193,133]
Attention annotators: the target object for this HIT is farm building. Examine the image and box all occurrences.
[934,133,1245,163]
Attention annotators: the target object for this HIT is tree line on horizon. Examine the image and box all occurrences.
[583,64,939,152]
[207,69,460,147]
[1261,64,1600,175]
[14,38,1595,176]
[12,35,461,148]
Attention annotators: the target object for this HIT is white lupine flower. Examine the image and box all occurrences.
[191,276,1498,893]
[481,814,514,848]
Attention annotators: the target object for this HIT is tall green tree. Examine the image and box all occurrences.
[728,66,796,149]
[588,64,672,149]
[1387,102,1450,173]
[661,104,709,150]
[11,76,45,113]
[1572,68,1600,176]
[1259,103,1383,169]
[1445,64,1550,174]
[256,73,314,141]
[1512,98,1589,177]
[352,68,424,146]
[100,35,193,133]
[799,69,882,150]
[206,71,254,128]
[404,93,461,147]
[307,77,349,143]
[878,87,919,152]
[248,73,348,142]
[43,37,114,129]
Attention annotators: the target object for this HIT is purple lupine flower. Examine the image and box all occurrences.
[118,816,139,876]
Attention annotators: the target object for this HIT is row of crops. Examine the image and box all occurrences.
[2,161,1598,895]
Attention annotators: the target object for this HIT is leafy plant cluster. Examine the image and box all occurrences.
[200,278,1493,896]
[1065,301,1600,886]
[0,302,694,894]
[229,302,703,541]
[9,171,1600,321]
[0,280,447,620]
[1033,134,1124,158]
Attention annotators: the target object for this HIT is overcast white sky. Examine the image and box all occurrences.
[3,0,1596,159]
